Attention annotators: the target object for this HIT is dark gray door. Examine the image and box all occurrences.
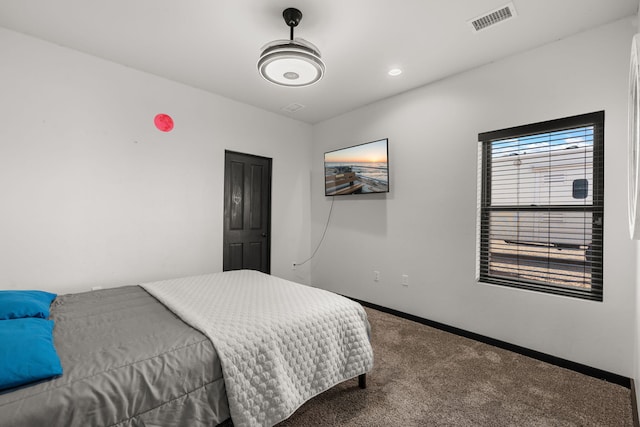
[223,150,272,273]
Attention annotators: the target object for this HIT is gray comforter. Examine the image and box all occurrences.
[0,286,230,426]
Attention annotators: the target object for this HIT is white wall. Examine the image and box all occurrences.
[0,27,313,294]
[311,17,637,377]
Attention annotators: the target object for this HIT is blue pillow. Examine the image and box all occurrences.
[0,290,57,320]
[0,318,63,390]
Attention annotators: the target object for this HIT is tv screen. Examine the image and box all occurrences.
[324,138,389,196]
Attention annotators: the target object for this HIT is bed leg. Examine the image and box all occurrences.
[358,373,367,389]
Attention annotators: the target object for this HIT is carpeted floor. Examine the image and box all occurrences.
[277,307,633,426]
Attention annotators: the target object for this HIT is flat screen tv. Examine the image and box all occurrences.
[324,138,389,196]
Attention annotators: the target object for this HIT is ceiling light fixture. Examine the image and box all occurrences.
[258,8,325,87]
[388,68,403,76]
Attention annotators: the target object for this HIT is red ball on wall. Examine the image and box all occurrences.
[154,113,174,132]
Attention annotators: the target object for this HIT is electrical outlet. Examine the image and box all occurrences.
[373,271,380,282]
[401,274,409,287]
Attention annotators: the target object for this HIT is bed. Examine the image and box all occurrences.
[0,270,374,427]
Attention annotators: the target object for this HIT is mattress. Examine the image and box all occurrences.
[0,286,229,427]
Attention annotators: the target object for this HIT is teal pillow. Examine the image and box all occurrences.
[0,318,63,390]
[0,290,57,320]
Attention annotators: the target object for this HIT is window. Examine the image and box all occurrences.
[477,111,604,301]
[572,179,588,199]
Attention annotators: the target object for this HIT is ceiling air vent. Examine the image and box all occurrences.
[281,102,305,113]
[468,2,517,32]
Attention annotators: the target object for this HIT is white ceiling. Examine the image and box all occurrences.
[0,0,638,124]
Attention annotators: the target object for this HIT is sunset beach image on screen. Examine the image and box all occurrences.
[324,138,389,196]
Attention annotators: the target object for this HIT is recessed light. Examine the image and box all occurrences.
[388,68,402,77]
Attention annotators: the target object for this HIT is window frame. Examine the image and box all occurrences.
[477,111,604,301]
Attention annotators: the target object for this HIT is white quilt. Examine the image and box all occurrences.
[141,270,374,427]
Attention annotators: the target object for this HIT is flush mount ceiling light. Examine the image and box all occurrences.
[258,8,325,87]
